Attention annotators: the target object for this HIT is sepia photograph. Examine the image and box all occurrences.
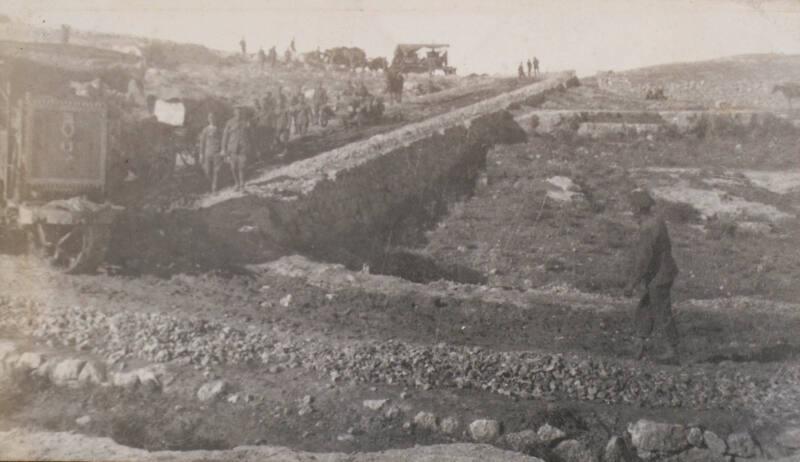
[0,0,800,460]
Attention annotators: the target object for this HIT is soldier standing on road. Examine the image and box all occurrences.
[269,46,278,67]
[239,37,247,56]
[258,47,267,70]
[274,105,291,155]
[259,94,276,155]
[623,188,680,362]
[277,86,287,111]
[533,56,540,76]
[527,59,532,78]
[518,62,525,80]
[221,106,251,191]
[198,113,223,193]
[312,82,329,126]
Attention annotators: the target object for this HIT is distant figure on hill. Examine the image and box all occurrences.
[60,24,71,45]
[533,56,540,76]
[269,46,278,66]
[526,59,532,78]
[258,48,267,70]
[239,37,247,56]
[518,62,525,80]
[623,188,680,363]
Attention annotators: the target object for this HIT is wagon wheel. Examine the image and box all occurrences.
[48,224,112,274]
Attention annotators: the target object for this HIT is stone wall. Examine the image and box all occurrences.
[516,109,792,138]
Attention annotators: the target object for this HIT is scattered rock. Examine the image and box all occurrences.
[77,361,106,385]
[269,365,283,374]
[469,419,501,443]
[1,352,20,371]
[440,416,461,435]
[413,411,438,432]
[16,352,45,372]
[112,371,140,390]
[603,436,638,462]
[135,368,161,393]
[687,427,704,447]
[363,399,388,411]
[50,359,86,386]
[538,423,567,445]
[737,221,772,236]
[552,439,597,462]
[704,431,727,456]
[32,358,58,378]
[297,395,315,416]
[279,294,292,307]
[227,393,240,404]
[0,341,17,362]
[297,403,314,416]
[776,428,800,450]
[726,431,758,458]
[661,447,731,462]
[504,429,539,453]
[337,433,355,442]
[75,415,92,426]
[628,419,689,453]
[383,405,401,420]
[197,380,227,402]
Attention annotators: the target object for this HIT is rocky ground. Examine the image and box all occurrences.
[1,248,800,460]
[2,48,800,461]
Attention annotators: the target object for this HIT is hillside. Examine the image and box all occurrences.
[596,53,800,109]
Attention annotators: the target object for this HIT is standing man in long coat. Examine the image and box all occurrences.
[623,189,680,362]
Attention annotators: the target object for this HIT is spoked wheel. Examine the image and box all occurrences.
[29,223,111,274]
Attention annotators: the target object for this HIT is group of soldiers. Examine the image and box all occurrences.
[338,80,386,128]
[518,56,541,79]
[196,83,330,192]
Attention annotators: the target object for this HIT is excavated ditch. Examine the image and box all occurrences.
[104,111,525,283]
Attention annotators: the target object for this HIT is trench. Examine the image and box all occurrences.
[102,76,573,281]
[161,111,527,284]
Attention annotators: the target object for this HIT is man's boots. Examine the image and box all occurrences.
[656,343,679,364]
[634,338,647,360]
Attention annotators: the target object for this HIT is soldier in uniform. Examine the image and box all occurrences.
[197,113,223,192]
[312,82,329,126]
[259,94,276,157]
[221,106,251,191]
[274,106,291,154]
[623,188,680,362]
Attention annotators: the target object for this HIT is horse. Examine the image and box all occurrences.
[773,83,800,111]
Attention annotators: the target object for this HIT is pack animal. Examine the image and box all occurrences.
[773,83,800,111]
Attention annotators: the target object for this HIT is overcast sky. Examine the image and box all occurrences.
[4,0,800,75]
